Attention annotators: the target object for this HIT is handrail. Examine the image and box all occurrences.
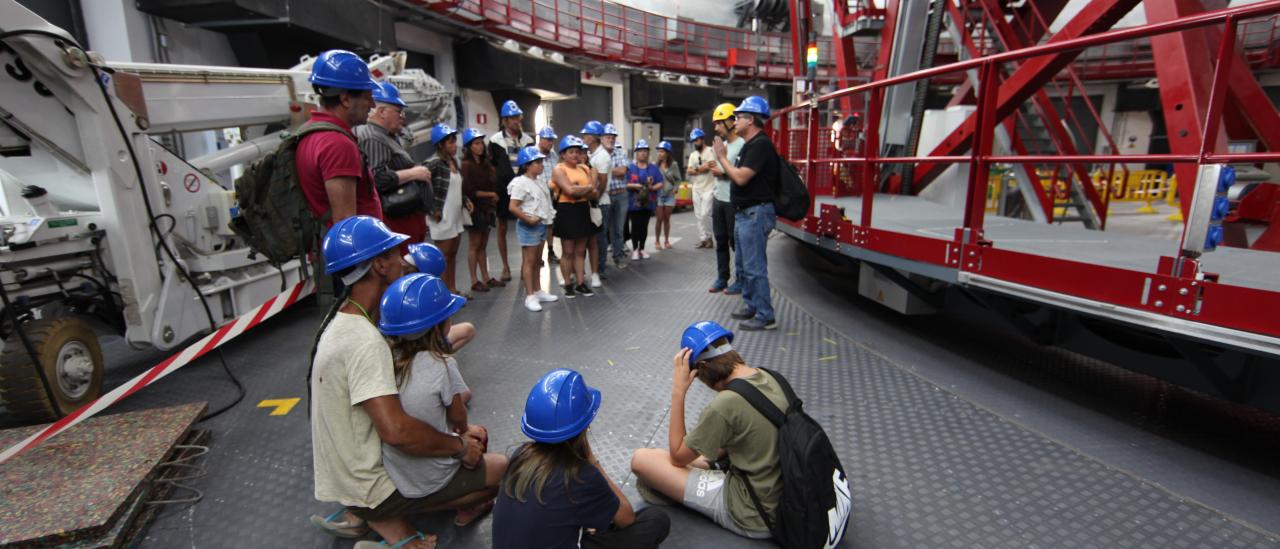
[775,0,1280,117]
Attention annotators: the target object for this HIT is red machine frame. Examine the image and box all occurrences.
[772,0,1280,353]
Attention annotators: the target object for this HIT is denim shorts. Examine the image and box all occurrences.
[516,221,547,246]
[657,194,676,207]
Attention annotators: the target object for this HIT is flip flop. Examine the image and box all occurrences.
[453,499,495,527]
[310,509,369,539]
[353,531,433,549]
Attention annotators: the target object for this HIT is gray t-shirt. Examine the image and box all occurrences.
[381,353,470,498]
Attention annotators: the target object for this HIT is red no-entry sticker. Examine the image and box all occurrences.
[183,173,201,193]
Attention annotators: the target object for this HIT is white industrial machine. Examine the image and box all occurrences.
[0,1,452,423]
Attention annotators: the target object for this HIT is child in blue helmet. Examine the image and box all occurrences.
[403,242,477,377]
[508,146,560,312]
[629,320,782,540]
[493,369,670,549]
[358,273,508,548]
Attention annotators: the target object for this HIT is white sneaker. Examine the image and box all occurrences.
[631,250,641,261]
[524,295,543,312]
[535,291,559,302]
[590,273,602,288]
[639,250,651,259]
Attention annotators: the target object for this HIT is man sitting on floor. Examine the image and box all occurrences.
[630,321,782,540]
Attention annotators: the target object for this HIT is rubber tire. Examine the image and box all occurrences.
[0,317,104,424]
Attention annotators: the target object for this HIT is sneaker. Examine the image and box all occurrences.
[614,256,629,270]
[549,254,560,264]
[563,284,576,299]
[639,250,651,259]
[535,291,559,302]
[576,283,595,297]
[631,250,641,261]
[730,307,757,320]
[725,280,743,295]
[524,295,543,312]
[590,273,602,288]
[709,279,728,293]
[740,318,778,331]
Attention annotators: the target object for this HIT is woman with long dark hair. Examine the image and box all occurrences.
[460,128,503,293]
[425,124,474,298]
[492,369,669,548]
[654,141,681,250]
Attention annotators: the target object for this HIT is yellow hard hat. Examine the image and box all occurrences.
[712,102,736,122]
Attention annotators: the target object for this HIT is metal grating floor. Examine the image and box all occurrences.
[14,212,1276,548]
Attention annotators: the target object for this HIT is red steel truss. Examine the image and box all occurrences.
[771,0,1280,348]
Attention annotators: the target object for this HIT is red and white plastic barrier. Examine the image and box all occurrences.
[0,279,316,464]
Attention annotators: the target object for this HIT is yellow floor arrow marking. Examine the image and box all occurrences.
[257,398,300,416]
[608,360,615,366]
[818,355,838,362]
[625,346,641,352]
[823,337,838,345]
[779,346,788,353]
[785,332,800,336]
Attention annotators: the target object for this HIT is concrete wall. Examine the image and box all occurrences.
[395,22,458,94]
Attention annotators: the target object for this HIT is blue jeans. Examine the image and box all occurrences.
[734,202,776,322]
[604,194,629,262]
[597,201,612,272]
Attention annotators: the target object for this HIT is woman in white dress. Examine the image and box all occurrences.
[425,123,474,297]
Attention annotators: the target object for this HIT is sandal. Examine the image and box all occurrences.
[310,509,368,539]
[500,270,513,282]
[664,241,673,249]
[453,499,495,527]
[471,281,489,293]
[486,278,506,288]
[353,531,434,549]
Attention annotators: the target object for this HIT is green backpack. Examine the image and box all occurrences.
[228,121,341,266]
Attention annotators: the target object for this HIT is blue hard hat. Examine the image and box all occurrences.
[500,100,523,118]
[558,135,585,152]
[371,81,407,108]
[521,369,602,443]
[657,140,672,152]
[404,242,446,277]
[516,145,547,167]
[689,128,706,142]
[309,50,379,91]
[602,123,618,136]
[322,215,409,275]
[431,123,458,146]
[378,274,466,337]
[461,128,486,146]
[734,95,771,119]
[681,320,734,367]
[634,139,650,150]
[538,126,558,140]
[580,121,604,136]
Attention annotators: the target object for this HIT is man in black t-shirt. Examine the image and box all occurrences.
[713,96,778,331]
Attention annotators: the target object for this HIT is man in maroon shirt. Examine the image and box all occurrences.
[296,49,384,224]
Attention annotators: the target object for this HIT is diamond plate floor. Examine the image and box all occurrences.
[8,211,1276,548]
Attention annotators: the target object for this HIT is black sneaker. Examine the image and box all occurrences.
[730,307,757,320]
[576,283,595,297]
[563,284,576,299]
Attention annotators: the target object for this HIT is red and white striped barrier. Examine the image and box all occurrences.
[0,278,316,464]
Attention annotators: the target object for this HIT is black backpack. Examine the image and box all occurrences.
[774,156,811,221]
[228,121,340,265]
[727,368,852,548]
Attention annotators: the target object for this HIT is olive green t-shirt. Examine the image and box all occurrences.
[684,369,788,533]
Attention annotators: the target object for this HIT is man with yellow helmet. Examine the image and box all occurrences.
[706,103,746,295]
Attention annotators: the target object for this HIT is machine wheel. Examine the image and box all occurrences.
[0,317,104,424]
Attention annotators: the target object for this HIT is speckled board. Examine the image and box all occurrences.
[0,402,206,546]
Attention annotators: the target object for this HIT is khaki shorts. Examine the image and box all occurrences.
[682,469,771,539]
[351,461,487,522]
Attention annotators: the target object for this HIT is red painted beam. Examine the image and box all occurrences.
[1146,0,1231,220]
[912,0,1142,191]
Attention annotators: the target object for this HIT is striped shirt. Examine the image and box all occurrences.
[355,122,416,197]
